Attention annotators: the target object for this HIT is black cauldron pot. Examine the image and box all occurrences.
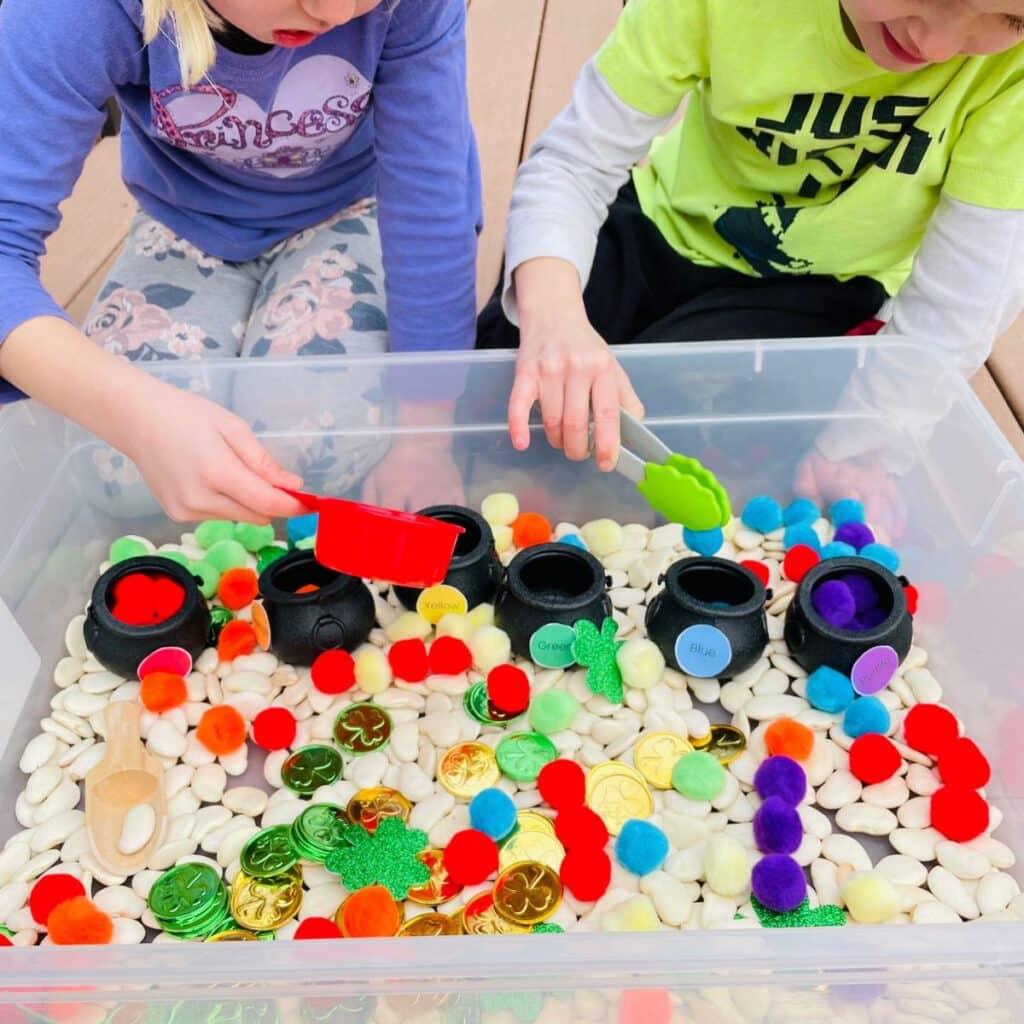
[394,505,503,612]
[646,556,768,679]
[784,556,913,676]
[84,556,211,678]
[494,543,611,659]
[257,549,375,666]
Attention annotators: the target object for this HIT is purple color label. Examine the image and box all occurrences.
[851,645,898,695]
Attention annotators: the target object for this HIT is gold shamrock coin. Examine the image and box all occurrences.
[701,724,748,765]
[515,810,556,836]
[459,892,530,935]
[206,929,258,942]
[586,764,653,835]
[498,829,565,874]
[346,786,412,833]
[229,867,302,932]
[492,861,562,926]
[407,848,464,907]
[438,741,500,799]
[397,912,462,937]
[634,732,694,790]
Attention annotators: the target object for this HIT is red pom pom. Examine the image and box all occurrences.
[554,805,609,851]
[443,829,499,885]
[428,636,473,676]
[295,916,343,940]
[903,703,959,757]
[619,989,673,1024]
[740,560,770,587]
[848,733,902,784]
[387,638,429,682]
[252,707,297,751]
[783,545,820,583]
[311,649,356,694]
[931,785,990,842]
[150,575,186,621]
[0,934,11,947]
[559,847,612,902]
[30,874,86,926]
[537,759,586,810]
[112,573,155,608]
[903,582,919,616]
[938,737,991,789]
[486,664,531,715]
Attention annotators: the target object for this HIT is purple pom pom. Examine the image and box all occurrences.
[851,606,889,631]
[753,756,807,806]
[811,579,856,628]
[840,571,881,612]
[834,522,875,551]
[752,854,807,913]
[753,796,803,854]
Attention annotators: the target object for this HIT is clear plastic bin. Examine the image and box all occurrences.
[1,340,1023,1023]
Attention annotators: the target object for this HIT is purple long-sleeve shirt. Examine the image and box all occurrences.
[0,0,481,397]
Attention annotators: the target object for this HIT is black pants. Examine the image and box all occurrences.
[476,181,887,348]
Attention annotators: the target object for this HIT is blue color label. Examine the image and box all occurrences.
[674,624,732,678]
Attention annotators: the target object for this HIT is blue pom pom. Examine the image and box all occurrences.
[860,543,900,574]
[683,526,724,556]
[843,696,891,739]
[783,498,820,526]
[615,819,669,876]
[286,512,319,545]
[820,541,856,560]
[783,523,821,553]
[830,498,865,526]
[741,496,783,534]
[469,788,517,841]
[560,533,588,551]
[806,666,855,713]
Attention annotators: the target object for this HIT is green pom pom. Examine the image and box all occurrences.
[528,690,579,735]
[189,560,220,599]
[234,523,276,553]
[109,536,150,564]
[294,536,317,551]
[256,545,288,574]
[204,539,249,573]
[671,750,726,801]
[194,520,236,549]
[155,549,191,569]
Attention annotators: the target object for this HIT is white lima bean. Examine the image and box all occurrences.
[118,804,157,856]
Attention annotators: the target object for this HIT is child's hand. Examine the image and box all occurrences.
[511,303,644,472]
[120,382,308,524]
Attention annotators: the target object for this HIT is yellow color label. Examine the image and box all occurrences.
[416,585,468,624]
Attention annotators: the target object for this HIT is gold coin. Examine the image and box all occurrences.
[206,929,258,942]
[584,761,647,801]
[459,891,529,935]
[407,847,463,906]
[499,829,565,874]
[229,867,302,932]
[397,912,462,937]
[702,724,747,765]
[587,767,654,835]
[691,732,713,749]
[634,732,694,790]
[515,810,556,836]
[438,741,500,799]
[346,786,412,832]
[492,861,562,926]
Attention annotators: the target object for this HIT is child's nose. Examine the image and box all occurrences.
[301,0,358,28]
[911,22,965,63]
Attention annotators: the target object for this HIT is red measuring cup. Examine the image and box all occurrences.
[286,491,464,588]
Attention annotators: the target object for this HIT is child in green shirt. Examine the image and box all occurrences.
[478,0,1024,472]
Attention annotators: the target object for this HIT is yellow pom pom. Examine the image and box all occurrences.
[492,525,514,554]
[469,625,511,672]
[436,613,471,640]
[615,638,665,690]
[580,519,624,557]
[481,492,519,527]
[353,645,392,694]
[600,894,661,932]
[704,835,750,897]
[466,603,495,630]
[841,871,901,924]
[385,611,433,643]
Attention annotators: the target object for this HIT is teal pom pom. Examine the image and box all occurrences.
[783,523,821,553]
[807,666,855,713]
[783,499,819,526]
[287,513,319,545]
[821,541,856,560]
[830,499,865,526]
[741,496,783,534]
[844,696,891,738]
[469,788,518,841]
[615,819,669,876]
[683,526,724,556]
[860,543,900,573]
[560,533,588,550]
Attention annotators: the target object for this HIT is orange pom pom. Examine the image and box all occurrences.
[764,718,815,762]
[511,512,551,549]
[217,620,257,662]
[139,671,188,713]
[336,885,402,938]
[295,584,320,595]
[47,897,114,946]
[196,704,247,755]
[217,568,259,611]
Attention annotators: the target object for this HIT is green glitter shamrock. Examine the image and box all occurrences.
[324,816,430,899]
[750,895,846,929]
[637,453,731,531]
[571,617,624,704]
[480,992,544,1023]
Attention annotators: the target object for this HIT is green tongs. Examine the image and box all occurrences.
[599,409,732,531]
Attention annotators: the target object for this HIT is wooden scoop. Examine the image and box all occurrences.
[85,701,167,876]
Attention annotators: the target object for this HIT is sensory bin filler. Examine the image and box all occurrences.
[1,410,1020,956]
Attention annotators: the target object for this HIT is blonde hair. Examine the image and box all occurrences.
[143,0,223,88]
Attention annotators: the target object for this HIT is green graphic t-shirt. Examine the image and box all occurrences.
[596,0,1024,293]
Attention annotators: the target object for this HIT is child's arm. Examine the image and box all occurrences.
[0,0,303,522]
